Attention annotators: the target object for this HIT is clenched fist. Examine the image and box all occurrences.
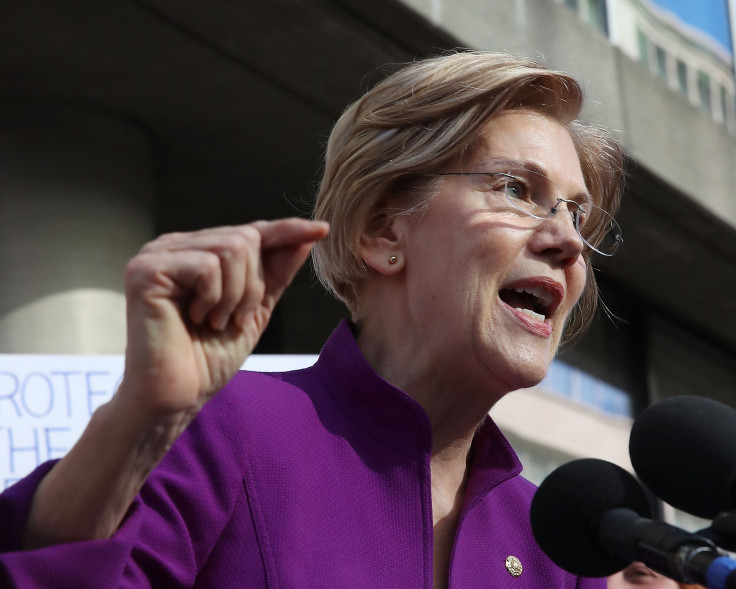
[117,217,329,417]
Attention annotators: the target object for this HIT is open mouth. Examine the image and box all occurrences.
[499,285,557,323]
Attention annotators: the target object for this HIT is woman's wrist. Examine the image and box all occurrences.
[22,395,198,549]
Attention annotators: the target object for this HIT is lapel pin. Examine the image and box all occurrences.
[505,555,523,577]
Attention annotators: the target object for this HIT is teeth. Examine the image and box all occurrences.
[513,286,554,308]
[516,308,546,322]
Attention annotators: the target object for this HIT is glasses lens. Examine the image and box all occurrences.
[498,167,622,257]
[498,168,553,219]
[580,207,623,256]
[438,164,623,256]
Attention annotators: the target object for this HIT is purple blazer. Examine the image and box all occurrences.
[0,321,604,588]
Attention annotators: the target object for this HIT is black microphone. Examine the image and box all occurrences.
[629,395,736,520]
[530,458,735,587]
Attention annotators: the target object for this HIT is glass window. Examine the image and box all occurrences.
[720,85,728,121]
[655,45,667,80]
[539,361,632,417]
[555,281,648,417]
[676,59,688,95]
[637,29,650,68]
[698,70,712,113]
[585,0,608,33]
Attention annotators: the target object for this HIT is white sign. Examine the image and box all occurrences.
[0,354,317,489]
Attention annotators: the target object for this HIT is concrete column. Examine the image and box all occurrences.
[0,104,154,353]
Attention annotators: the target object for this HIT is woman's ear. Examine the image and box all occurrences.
[359,209,406,275]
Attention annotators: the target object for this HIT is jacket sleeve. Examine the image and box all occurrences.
[0,464,146,588]
[0,388,259,589]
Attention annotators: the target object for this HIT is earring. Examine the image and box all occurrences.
[388,255,398,265]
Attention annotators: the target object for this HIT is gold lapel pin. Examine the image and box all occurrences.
[505,555,523,577]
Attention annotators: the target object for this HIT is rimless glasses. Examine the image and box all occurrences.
[426,163,623,257]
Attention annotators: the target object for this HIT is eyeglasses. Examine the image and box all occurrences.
[426,164,623,257]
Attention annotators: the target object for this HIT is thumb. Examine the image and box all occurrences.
[260,240,325,314]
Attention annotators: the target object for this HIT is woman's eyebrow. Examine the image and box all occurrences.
[472,157,529,171]
[514,160,594,206]
[575,192,594,207]
[477,158,550,178]
[564,188,593,207]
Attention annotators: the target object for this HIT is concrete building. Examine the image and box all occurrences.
[607,0,736,130]
[1,0,735,527]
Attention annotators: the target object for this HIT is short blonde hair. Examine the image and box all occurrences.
[312,51,623,341]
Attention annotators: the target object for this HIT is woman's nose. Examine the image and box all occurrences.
[530,207,585,267]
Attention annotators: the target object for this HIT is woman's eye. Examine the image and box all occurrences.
[503,183,522,199]
[495,179,528,200]
[573,209,588,228]
[624,564,657,583]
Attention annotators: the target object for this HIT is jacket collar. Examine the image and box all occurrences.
[313,320,524,498]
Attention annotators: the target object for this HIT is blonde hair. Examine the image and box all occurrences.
[312,51,623,341]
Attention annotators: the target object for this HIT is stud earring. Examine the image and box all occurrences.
[388,255,398,265]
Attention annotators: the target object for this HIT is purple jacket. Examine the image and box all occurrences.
[0,321,604,588]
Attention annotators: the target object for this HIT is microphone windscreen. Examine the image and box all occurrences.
[530,458,651,577]
[630,394,736,518]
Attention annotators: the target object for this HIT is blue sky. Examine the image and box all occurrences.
[649,0,733,51]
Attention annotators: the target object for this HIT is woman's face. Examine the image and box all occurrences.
[607,562,680,588]
[396,109,589,393]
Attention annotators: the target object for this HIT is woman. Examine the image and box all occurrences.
[0,51,623,587]
[608,562,703,588]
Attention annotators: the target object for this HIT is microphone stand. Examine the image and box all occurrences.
[600,508,736,589]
